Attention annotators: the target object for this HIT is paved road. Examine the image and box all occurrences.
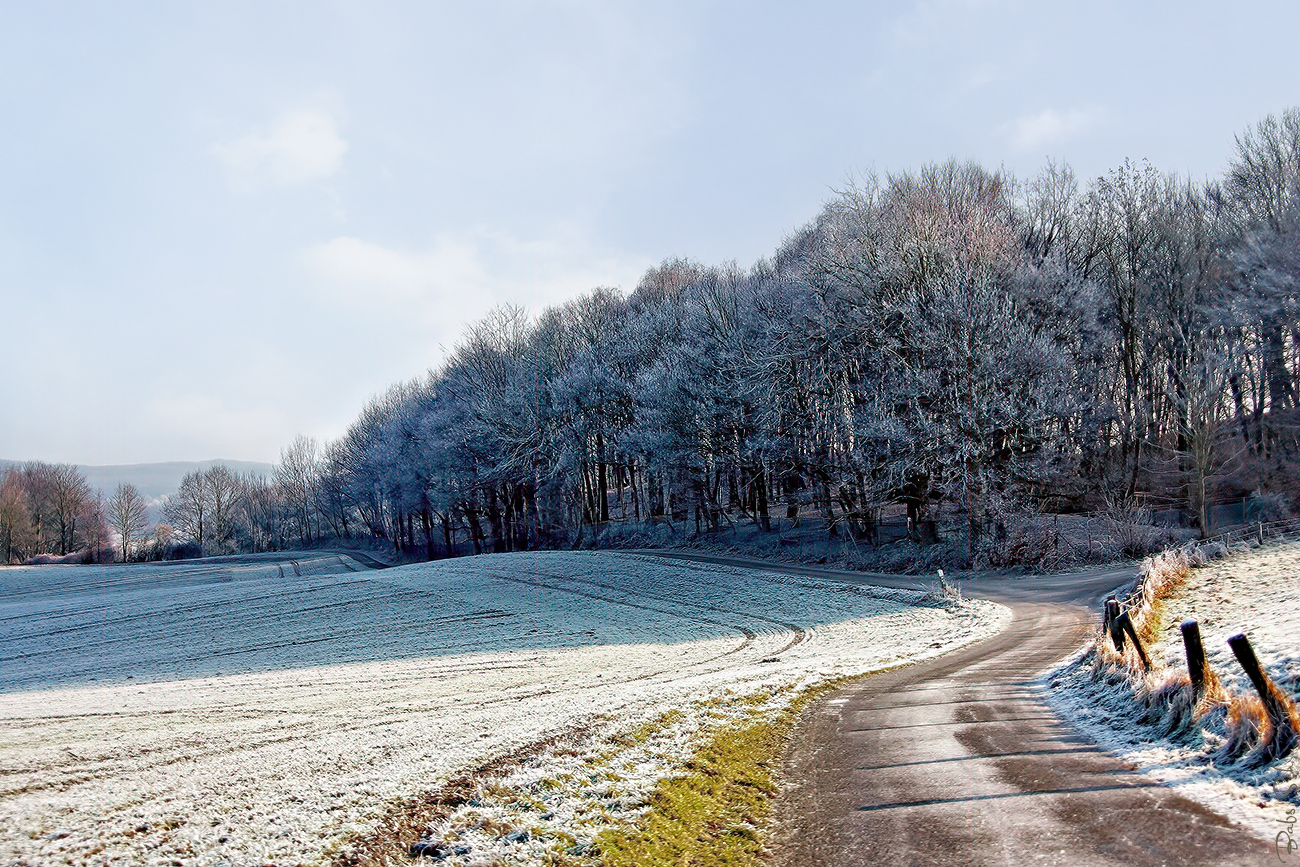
[637,550,1274,866]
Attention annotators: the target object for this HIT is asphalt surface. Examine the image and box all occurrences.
[637,550,1275,866]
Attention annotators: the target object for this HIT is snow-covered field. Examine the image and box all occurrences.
[1047,538,1300,841]
[0,551,1007,866]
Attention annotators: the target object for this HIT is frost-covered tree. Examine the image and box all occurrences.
[277,436,320,547]
[231,107,1300,565]
[164,470,210,552]
[107,482,149,562]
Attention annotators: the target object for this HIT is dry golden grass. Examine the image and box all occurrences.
[1131,548,1193,646]
[1089,541,1299,768]
[1219,693,1267,762]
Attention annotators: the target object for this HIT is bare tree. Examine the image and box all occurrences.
[164,470,209,552]
[1226,109,1300,456]
[277,435,320,546]
[1226,107,1300,233]
[1179,355,1237,538]
[0,470,35,563]
[46,464,93,555]
[204,465,242,554]
[81,494,109,562]
[237,473,284,552]
[16,462,56,553]
[107,482,150,562]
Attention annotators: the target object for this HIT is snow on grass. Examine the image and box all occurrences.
[1149,542,1300,698]
[0,551,1008,866]
[385,690,795,867]
[1046,537,1300,842]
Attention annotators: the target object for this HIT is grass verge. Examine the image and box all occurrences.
[1083,538,1300,771]
[593,677,862,867]
[329,673,904,866]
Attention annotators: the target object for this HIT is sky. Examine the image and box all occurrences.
[2,0,1299,465]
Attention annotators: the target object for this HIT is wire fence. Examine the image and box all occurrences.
[1105,516,1300,629]
[1196,516,1300,548]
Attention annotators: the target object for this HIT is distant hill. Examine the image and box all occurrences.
[0,459,276,521]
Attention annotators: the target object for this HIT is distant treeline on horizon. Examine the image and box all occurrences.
[0,460,274,564]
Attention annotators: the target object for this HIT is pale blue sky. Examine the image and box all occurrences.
[3,1,1298,464]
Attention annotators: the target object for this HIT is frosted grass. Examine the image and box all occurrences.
[1046,538,1300,841]
[0,551,1007,865]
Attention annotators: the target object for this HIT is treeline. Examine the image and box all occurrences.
[266,110,1294,567]
[156,447,325,557]
[246,109,1300,567]
[21,110,1296,570]
[0,459,326,564]
[0,463,109,563]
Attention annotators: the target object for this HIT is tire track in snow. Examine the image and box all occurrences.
[507,560,812,656]
[3,559,790,800]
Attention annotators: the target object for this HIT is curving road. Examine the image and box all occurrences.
[639,551,1274,866]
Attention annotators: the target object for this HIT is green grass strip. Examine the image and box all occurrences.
[593,678,859,867]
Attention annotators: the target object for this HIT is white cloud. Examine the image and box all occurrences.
[303,236,480,299]
[215,105,348,189]
[299,229,650,345]
[1007,107,1103,151]
[305,229,644,303]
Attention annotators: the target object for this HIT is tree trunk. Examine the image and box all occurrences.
[754,463,770,532]
[597,434,610,524]
[464,505,484,555]
[486,488,507,553]
[422,508,435,560]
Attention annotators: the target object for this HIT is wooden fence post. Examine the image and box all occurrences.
[1118,610,1152,671]
[1181,619,1208,698]
[1104,598,1125,652]
[1227,632,1299,760]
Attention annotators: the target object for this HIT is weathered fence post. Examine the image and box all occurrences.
[1181,619,1208,699]
[1227,632,1299,760]
[1102,597,1152,670]
[1118,609,1152,671]
[1258,521,1265,545]
[1104,598,1125,651]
